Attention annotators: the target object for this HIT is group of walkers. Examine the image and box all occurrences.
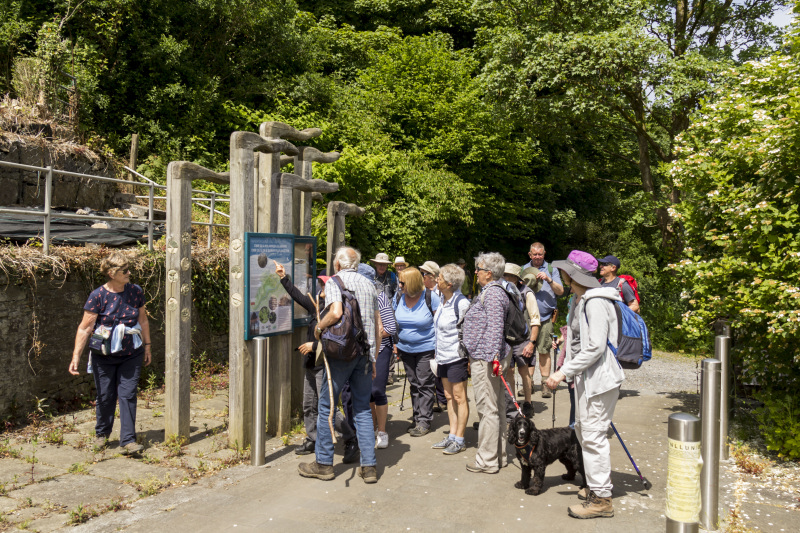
[70,241,635,519]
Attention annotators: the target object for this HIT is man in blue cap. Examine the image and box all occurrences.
[598,255,639,313]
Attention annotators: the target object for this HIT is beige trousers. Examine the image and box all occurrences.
[470,356,511,470]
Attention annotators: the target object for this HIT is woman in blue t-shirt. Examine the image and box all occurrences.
[394,267,440,436]
[69,252,152,455]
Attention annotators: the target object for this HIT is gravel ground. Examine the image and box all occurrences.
[622,350,704,395]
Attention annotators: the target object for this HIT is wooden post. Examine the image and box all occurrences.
[228,132,298,448]
[128,134,139,182]
[258,122,322,435]
[268,172,339,435]
[326,201,366,274]
[296,147,340,237]
[165,161,228,441]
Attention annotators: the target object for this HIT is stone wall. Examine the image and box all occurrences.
[0,133,119,211]
[0,271,228,418]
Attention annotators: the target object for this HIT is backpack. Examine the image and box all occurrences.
[617,275,641,304]
[321,276,371,361]
[586,299,652,369]
[481,283,529,347]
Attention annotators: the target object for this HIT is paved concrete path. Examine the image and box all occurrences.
[70,375,712,533]
[3,353,797,532]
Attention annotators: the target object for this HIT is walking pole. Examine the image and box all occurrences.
[310,293,336,444]
[398,352,407,411]
[551,334,558,428]
[610,421,650,489]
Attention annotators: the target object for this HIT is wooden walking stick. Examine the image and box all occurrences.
[309,293,336,444]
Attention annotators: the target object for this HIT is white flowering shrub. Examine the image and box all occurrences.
[669,31,800,458]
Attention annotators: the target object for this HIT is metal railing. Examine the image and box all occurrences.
[125,166,231,248]
[0,160,230,254]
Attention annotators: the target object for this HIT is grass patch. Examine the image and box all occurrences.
[67,503,98,525]
[68,462,89,474]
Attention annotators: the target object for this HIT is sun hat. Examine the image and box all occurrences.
[598,255,621,269]
[318,275,331,285]
[520,267,542,291]
[551,250,601,289]
[394,256,408,267]
[371,252,391,264]
[419,261,440,276]
[358,263,376,282]
[456,258,466,265]
[504,263,522,280]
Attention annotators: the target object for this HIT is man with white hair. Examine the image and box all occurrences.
[298,247,382,484]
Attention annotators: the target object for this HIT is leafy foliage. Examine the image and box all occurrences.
[671,31,800,457]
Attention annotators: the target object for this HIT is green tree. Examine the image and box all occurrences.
[479,0,788,250]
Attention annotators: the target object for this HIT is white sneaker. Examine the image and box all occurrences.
[376,431,389,449]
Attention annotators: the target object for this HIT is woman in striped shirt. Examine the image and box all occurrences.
[371,289,397,449]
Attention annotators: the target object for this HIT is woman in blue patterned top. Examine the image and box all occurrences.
[70,252,152,455]
[394,267,440,436]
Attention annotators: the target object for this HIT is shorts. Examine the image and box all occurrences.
[436,358,469,383]
[511,341,533,368]
[535,318,554,355]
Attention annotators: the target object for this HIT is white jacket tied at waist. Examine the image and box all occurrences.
[559,287,625,398]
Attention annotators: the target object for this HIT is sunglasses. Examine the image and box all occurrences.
[399,281,405,286]
[475,266,490,273]
[118,267,131,274]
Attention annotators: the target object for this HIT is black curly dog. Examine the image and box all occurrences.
[508,415,586,495]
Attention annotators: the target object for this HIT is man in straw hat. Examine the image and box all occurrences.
[394,256,408,273]
[370,252,397,299]
[546,250,624,519]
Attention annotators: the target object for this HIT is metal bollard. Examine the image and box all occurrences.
[700,358,721,531]
[666,413,702,533]
[252,337,267,466]
[716,335,732,460]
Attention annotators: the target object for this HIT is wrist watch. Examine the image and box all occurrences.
[315,326,324,335]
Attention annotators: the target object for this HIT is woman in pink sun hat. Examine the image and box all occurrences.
[546,250,624,520]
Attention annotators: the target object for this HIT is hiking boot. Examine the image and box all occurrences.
[522,401,534,418]
[375,431,389,449]
[541,383,552,398]
[406,423,417,433]
[568,491,614,519]
[93,435,108,451]
[443,440,466,455]
[431,436,452,449]
[298,461,334,481]
[577,487,590,500]
[466,462,498,474]
[409,425,430,437]
[295,440,315,456]
[120,442,143,455]
[343,439,360,464]
[358,466,378,484]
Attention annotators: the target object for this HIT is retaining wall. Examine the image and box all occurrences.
[0,270,228,418]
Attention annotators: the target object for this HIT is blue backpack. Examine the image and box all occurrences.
[607,301,652,369]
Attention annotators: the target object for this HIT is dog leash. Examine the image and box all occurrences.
[499,374,524,417]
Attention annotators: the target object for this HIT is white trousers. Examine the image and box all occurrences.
[574,376,619,498]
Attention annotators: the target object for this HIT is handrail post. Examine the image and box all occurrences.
[148,183,155,251]
[208,191,216,248]
[43,166,53,255]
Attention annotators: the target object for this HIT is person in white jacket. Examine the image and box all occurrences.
[546,250,624,520]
